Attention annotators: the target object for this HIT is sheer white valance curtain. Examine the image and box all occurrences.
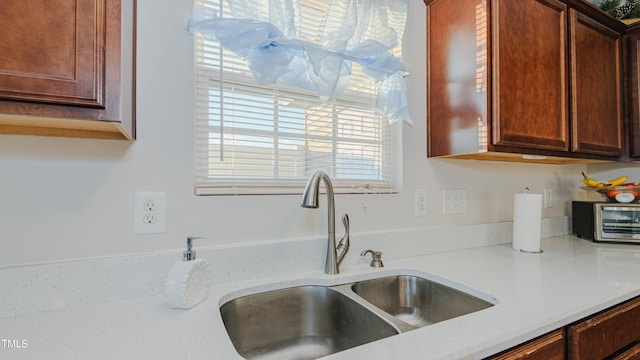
[188,0,412,124]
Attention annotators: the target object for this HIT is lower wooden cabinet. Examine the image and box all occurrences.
[568,297,640,359]
[487,296,640,360]
[613,343,640,360]
[488,329,565,360]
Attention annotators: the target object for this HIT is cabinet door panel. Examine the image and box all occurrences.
[0,0,135,140]
[488,329,565,360]
[570,10,622,156]
[613,343,640,360]
[568,297,640,360]
[427,0,489,156]
[629,33,640,159]
[493,0,569,151]
[0,0,104,108]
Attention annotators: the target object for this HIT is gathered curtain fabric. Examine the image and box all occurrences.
[188,0,411,124]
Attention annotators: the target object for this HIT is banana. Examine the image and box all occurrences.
[606,175,628,187]
[582,172,629,188]
[582,172,600,188]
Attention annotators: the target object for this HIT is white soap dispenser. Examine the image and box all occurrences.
[165,236,213,309]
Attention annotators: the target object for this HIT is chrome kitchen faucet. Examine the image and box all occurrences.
[301,170,350,275]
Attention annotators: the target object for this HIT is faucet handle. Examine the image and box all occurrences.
[336,214,350,265]
[361,249,383,268]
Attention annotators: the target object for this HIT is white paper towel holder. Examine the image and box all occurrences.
[513,187,543,254]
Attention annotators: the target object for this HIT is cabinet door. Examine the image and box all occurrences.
[613,343,640,360]
[568,297,640,360]
[427,0,489,157]
[0,0,136,140]
[569,10,623,157]
[0,0,104,108]
[488,329,566,360]
[493,0,569,152]
[629,29,640,159]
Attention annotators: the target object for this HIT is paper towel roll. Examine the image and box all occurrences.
[512,193,542,253]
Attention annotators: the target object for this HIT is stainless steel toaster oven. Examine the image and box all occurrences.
[572,201,640,243]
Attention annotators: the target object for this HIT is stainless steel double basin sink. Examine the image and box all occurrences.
[220,275,494,359]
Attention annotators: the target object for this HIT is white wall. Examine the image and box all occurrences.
[0,0,591,267]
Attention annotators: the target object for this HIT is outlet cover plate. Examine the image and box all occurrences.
[544,188,553,208]
[414,189,428,216]
[134,191,166,234]
[442,189,467,214]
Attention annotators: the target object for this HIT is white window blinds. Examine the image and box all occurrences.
[192,0,403,195]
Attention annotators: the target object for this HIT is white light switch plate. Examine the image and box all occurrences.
[443,189,467,214]
[544,188,553,208]
[414,189,428,216]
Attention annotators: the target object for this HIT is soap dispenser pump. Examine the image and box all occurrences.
[165,237,213,309]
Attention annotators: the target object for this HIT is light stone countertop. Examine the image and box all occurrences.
[3,235,640,360]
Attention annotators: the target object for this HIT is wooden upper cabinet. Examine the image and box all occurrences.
[570,10,622,157]
[427,0,490,157]
[0,0,136,140]
[627,25,640,159]
[0,0,104,108]
[493,0,569,152]
[426,0,624,162]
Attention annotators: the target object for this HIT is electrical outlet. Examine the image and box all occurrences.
[143,200,156,212]
[544,188,553,208]
[414,189,428,216]
[143,213,156,224]
[443,189,467,214]
[134,191,166,234]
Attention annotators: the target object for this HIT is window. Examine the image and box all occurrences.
[192,0,403,195]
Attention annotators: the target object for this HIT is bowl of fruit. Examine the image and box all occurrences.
[581,172,640,203]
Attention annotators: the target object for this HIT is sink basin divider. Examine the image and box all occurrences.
[329,283,418,333]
